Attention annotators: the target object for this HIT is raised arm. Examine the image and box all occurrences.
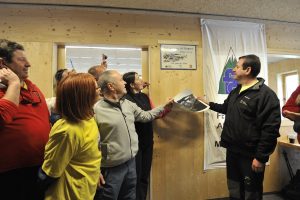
[0,68,20,125]
[0,67,20,105]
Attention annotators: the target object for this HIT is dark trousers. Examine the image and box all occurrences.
[0,166,44,200]
[94,158,137,200]
[226,150,265,200]
[136,143,153,200]
[293,121,300,132]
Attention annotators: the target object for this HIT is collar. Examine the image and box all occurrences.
[19,79,41,105]
[251,77,265,90]
[237,77,264,91]
[103,97,125,110]
[21,81,28,90]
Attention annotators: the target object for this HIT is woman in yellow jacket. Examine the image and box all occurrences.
[40,73,102,200]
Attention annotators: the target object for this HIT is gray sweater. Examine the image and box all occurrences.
[94,98,164,167]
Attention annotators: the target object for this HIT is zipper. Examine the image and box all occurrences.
[120,110,133,159]
[103,98,133,159]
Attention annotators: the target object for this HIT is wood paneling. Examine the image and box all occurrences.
[268,59,300,94]
[1,0,300,23]
[0,5,300,199]
[22,42,54,98]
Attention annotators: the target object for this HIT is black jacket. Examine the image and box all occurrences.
[209,78,281,163]
[124,92,154,148]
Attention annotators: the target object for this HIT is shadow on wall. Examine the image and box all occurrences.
[153,107,203,147]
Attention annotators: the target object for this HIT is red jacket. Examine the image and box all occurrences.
[282,85,300,114]
[0,79,50,172]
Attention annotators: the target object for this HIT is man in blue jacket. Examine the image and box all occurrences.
[201,54,281,200]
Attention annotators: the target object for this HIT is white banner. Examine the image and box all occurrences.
[201,19,268,170]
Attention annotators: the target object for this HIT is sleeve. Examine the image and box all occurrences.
[37,168,58,191]
[160,107,171,118]
[127,100,164,122]
[282,85,300,114]
[208,94,231,114]
[148,95,170,118]
[0,98,18,125]
[255,92,281,163]
[42,124,80,178]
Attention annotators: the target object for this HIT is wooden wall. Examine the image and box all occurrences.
[268,59,300,95]
[1,5,300,199]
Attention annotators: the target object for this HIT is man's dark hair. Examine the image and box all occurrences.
[0,39,24,63]
[239,54,261,78]
[54,69,68,83]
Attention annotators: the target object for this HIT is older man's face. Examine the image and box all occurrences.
[112,71,127,96]
[6,50,31,81]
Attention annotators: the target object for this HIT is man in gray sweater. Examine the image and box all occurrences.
[94,70,171,200]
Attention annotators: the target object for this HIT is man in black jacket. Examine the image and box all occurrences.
[201,54,281,200]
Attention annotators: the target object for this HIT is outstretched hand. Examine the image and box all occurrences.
[196,96,209,105]
[164,98,174,110]
[100,54,108,70]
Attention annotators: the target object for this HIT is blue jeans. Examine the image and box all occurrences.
[94,158,137,200]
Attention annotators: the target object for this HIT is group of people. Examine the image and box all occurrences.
[0,39,299,200]
[0,39,171,200]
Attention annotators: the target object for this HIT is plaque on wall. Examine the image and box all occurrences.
[160,44,197,70]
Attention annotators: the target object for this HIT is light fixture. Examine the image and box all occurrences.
[66,46,141,51]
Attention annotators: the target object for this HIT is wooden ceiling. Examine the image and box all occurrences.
[0,0,299,23]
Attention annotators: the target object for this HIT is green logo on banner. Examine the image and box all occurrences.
[218,48,238,94]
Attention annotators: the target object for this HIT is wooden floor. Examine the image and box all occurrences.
[263,193,285,200]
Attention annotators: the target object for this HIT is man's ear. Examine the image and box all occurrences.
[107,83,114,91]
[245,67,252,75]
[0,58,8,69]
[130,83,135,89]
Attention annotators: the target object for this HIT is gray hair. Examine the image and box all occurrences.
[98,70,117,94]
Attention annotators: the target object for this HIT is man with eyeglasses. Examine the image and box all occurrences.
[0,39,50,200]
[199,54,281,200]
